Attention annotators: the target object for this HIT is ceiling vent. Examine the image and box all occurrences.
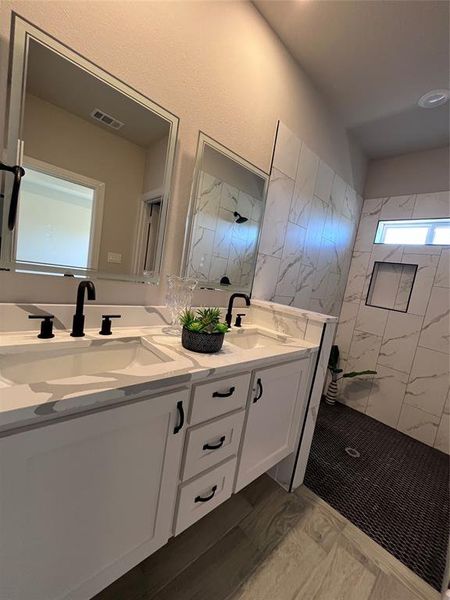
[90,108,124,130]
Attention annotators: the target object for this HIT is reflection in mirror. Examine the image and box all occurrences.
[1,18,178,283]
[183,134,268,293]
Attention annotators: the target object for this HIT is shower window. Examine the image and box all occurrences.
[374,218,450,246]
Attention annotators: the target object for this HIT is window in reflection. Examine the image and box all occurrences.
[15,165,102,269]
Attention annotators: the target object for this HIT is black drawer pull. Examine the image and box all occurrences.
[195,485,217,503]
[253,378,263,403]
[212,386,235,398]
[203,436,226,451]
[173,400,185,434]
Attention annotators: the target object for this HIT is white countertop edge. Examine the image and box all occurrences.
[0,325,319,434]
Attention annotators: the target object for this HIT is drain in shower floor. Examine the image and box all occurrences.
[345,447,360,458]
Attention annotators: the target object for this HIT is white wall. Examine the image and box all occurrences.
[365,146,449,199]
[202,144,265,200]
[143,136,169,195]
[0,0,366,304]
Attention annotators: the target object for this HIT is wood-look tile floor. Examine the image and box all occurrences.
[94,476,440,600]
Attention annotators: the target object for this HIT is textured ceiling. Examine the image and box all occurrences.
[26,40,170,148]
[254,0,450,158]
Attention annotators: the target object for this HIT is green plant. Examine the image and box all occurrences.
[328,344,376,381]
[196,307,222,331]
[214,322,229,334]
[179,307,229,334]
[179,308,196,330]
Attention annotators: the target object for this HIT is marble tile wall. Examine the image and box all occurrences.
[253,122,362,317]
[335,191,450,453]
[186,171,262,288]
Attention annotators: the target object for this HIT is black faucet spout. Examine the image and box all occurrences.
[75,280,96,316]
[225,293,251,327]
[71,280,96,337]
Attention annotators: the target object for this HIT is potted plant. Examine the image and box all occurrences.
[325,345,376,405]
[179,307,229,353]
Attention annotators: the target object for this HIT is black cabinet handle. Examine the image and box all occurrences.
[212,386,235,398]
[173,400,185,434]
[195,485,217,503]
[253,378,263,403]
[1,162,26,231]
[202,436,226,451]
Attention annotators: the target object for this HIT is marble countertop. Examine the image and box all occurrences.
[0,324,319,433]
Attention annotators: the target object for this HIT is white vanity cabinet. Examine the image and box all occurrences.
[235,358,311,492]
[0,387,189,600]
[172,372,251,535]
[0,352,315,599]
[171,358,312,537]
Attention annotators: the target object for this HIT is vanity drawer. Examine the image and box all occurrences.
[182,410,245,481]
[190,373,251,425]
[174,457,236,535]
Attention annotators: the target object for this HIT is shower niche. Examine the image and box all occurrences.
[366,261,418,312]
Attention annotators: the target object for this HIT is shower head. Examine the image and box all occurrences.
[233,211,248,224]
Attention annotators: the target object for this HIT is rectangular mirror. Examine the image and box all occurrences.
[182,133,268,293]
[1,16,178,283]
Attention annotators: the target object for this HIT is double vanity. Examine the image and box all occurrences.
[0,299,336,600]
[0,14,337,600]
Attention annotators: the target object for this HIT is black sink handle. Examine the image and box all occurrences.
[99,314,121,335]
[28,314,55,339]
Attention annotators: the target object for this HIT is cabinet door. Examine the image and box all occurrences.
[235,359,309,492]
[0,388,189,600]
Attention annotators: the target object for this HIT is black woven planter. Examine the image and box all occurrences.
[181,327,225,354]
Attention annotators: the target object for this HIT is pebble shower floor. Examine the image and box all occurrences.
[304,401,449,591]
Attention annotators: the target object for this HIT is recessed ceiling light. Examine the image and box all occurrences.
[418,89,450,109]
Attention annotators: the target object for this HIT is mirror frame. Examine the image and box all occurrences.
[181,132,269,293]
[1,14,179,284]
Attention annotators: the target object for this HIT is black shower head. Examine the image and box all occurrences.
[233,211,248,224]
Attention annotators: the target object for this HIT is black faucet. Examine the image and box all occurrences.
[71,280,96,337]
[225,293,251,327]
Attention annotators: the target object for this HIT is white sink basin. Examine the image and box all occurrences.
[0,337,171,385]
[227,329,289,350]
